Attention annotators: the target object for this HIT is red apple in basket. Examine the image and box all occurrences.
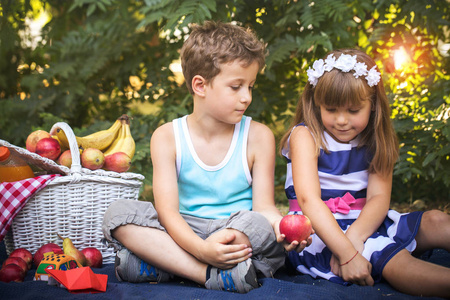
[9,248,33,270]
[2,256,28,273]
[81,247,103,268]
[81,148,105,170]
[58,149,72,168]
[35,137,61,161]
[33,243,64,268]
[26,130,52,153]
[0,264,26,283]
[103,152,131,173]
[279,215,313,244]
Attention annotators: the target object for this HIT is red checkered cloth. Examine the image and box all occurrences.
[0,174,61,241]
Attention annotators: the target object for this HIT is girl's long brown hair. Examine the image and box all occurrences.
[280,49,398,175]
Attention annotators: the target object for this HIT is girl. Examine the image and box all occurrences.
[280,49,450,297]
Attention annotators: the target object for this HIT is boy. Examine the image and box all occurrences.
[102,21,310,293]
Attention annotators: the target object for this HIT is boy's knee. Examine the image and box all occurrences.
[225,228,251,246]
[227,210,276,251]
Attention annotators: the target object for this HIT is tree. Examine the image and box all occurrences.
[1,0,448,203]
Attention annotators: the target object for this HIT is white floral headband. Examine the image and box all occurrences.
[306,53,381,87]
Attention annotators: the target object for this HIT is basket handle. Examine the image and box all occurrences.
[50,122,82,173]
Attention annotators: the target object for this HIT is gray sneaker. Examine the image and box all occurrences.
[114,248,172,283]
[205,259,258,293]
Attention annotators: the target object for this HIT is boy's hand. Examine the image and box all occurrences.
[274,218,314,252]
[277,232,314,252]
[202,230,253,269]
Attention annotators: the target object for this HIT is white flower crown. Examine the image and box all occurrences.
[306,54,381,87]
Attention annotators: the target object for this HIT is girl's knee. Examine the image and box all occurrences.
[422,209,450,227]
[415,209,450,253]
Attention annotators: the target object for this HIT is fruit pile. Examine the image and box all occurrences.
[0,248,32,283]
[0,237,103,283]
[26,114,135,173]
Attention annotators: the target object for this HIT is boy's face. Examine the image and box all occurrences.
[203,60,259,124]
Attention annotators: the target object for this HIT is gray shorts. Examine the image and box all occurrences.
[102,199,285,277]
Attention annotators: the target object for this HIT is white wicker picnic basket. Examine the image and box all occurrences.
[1,122,144,264]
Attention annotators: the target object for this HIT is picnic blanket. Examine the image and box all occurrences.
[0,241,448,299]
[0,175,60,241]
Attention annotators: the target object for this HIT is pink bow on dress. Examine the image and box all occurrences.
[326,192,357,214]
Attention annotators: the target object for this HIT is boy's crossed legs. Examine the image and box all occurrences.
[102,199,285,293]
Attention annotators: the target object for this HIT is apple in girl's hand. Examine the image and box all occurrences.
[9,248,33,269]
[2,256,28,273]
[35,137,61,160]
[81,247,103,268]
[26,130,52,153]
[280,214,313,244]
[0,264,26,283]
[33,243,64,268]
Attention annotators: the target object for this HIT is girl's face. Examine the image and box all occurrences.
[203,60,258,124]
[320,99,372,143]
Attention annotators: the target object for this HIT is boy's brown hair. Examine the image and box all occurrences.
[180,21,266,95]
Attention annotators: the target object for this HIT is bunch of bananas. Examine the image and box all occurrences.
[55,114,135,159]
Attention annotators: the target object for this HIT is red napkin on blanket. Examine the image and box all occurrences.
[46,267,108,294]
[0,174,61,241]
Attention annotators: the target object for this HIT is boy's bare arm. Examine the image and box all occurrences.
[247,121,280,222]
[151,123,252,269]
[249,121,312,252]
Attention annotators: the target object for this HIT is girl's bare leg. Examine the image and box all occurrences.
[383,249,450,297]
[383,210,450,297]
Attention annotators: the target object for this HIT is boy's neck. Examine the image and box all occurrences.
[187,112,236,141]
[185,113,237,166]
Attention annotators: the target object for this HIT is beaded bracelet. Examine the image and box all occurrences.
[339,251,359,266]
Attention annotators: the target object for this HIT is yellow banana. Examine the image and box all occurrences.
[54,117,122,151]
[120,120,136,159]
[75,119,122,151]
[103,117,135,159]
[103,121,126,157]
[54,128,70,149]
[52,135,68,152]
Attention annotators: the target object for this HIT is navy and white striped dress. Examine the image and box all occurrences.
[282,126,423,285]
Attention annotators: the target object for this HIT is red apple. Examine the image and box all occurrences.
[81,148,105,170]
[9,248,33,270]
[35,137,61,160]
[2,257,28,273]
[33,243,64,268]
[103,152,131,173]
[81,247,103,268]
[0,264,26,283]
[57,149,72,168]
[26,130,52,153]
[279,214,313,244]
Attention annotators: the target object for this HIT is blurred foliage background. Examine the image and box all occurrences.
[1,0,449,209]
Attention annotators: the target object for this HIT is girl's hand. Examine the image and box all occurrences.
[336,252,374,286]
[345,229,366,254]
[202,230,253,269]
[330,254,340,276]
